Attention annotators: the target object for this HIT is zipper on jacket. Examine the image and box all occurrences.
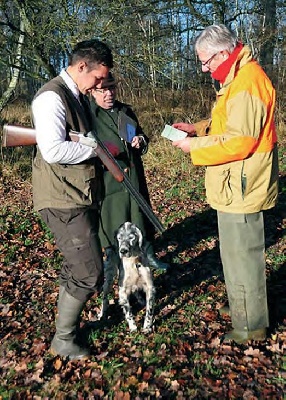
[241,161,247,200]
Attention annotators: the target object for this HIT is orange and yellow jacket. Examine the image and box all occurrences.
[190,45,279,213]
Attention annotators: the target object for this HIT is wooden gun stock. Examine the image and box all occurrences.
[2,125,36,147]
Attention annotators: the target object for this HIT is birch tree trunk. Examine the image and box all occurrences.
[0,7,25,113]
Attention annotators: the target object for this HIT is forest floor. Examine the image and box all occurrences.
[0,138,285,399]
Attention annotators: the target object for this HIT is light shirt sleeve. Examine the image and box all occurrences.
[32,90,95,165]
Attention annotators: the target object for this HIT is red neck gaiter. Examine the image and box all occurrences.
[211,42,244,84]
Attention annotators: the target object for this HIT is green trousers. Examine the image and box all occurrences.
[217,211,269,331]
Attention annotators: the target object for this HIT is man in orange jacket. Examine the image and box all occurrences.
[173,24,279,344]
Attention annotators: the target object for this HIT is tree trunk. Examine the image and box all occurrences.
[0,7,25,113]
[260,0,276,79]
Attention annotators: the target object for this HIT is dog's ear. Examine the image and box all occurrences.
[134,225,143,249]
[114,225,121,248]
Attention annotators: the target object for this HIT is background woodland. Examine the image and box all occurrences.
[0,0,285,131]
[0,1,285,398]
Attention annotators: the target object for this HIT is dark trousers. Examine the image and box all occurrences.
[40,207,104,302]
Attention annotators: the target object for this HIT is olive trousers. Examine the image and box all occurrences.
[217,211,269,331]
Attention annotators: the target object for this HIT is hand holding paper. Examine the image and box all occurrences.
[161,124,188,141]
[172,137,192,153]
[131,136,141,149]
[172,122,196,135]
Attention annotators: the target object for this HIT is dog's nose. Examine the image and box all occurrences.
[120,247,129,255]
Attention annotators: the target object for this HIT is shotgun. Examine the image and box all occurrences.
[2,124,165,234]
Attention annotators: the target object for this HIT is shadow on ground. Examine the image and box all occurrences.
[153,175,286,332]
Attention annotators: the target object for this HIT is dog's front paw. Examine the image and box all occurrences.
[128,321,138,332]
[142,321,153,333]
[142,326,153,333]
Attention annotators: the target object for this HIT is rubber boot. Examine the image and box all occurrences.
[144,242,169,271]
[57,285,65,307]
[223,291,267,344]
[50,287,90,360]
[223,328,266,344]
[219,305,231,316]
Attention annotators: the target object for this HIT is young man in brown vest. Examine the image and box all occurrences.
[32,39,114,360]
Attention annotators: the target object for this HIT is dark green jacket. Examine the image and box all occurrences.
[90,99,154,247]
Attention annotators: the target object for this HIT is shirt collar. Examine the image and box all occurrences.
[60,69,81,100]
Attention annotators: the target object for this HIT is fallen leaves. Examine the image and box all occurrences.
[0,168,285,399]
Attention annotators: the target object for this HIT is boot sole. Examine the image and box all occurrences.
[223,330,266,344]
[50,347,90,360]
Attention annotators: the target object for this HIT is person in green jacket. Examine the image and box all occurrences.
[90,72,169,274]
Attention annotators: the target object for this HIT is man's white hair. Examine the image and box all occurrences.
[195,24,238,55]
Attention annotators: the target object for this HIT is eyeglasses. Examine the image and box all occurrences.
[201,52,219,67]
[94,85,117,93]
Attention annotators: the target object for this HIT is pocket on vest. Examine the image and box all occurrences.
[60,164,97,205]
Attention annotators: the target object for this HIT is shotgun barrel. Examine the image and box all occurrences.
[2,124,165,233]
[2,125,36,147]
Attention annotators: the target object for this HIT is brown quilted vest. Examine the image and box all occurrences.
[32,76,102,211]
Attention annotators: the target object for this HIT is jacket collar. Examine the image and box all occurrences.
[214,45,254,94]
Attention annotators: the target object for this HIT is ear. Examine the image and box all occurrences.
[221,50,229,59]
[78,60,87,72]
[135,225,143,249]
[114,227,119,243]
